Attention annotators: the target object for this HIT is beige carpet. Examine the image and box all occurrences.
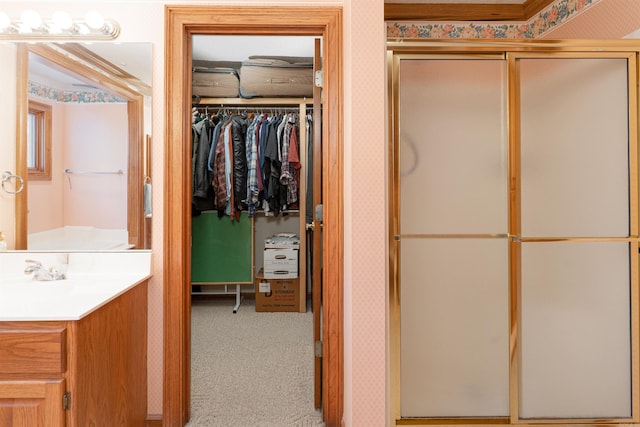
[187,297,325,427]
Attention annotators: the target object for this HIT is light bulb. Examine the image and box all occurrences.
[84,11,104,30]
[20,9,42,29]
[18,23,32,34]
[0,12,10,30]
[47,23,62,34]
[76,23,90,35]
[52,11,73,30]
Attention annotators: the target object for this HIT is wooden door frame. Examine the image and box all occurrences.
[163,6,344,426]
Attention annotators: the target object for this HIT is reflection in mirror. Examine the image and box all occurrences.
[12,42,152,251]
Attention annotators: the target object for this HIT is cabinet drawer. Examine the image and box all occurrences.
[0,328,66,375]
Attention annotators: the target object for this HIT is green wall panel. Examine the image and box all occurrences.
[191,211,253,284]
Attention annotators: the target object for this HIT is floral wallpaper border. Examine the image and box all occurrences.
[387,0,597,39]
[28,81,126,103]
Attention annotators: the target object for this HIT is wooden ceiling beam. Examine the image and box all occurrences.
[384,0,556,22]
[385,3,524,21]
[523,0,556,19]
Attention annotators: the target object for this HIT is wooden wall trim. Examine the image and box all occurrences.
[385,3,525,21]
[164,5,344,427]
[146,416,162,427]
[163,8,189,424]
[523,0,557,19]
[14,44,28,250]
[54,43,151,97]
[322,9,344,426]
[384,0,555,21]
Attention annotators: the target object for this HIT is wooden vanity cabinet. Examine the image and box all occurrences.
[0,281,147,427]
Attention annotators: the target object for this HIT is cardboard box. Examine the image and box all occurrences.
[255,269,301,312]
[263,248,298,278]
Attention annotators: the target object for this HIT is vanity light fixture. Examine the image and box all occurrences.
[0,10,120,41]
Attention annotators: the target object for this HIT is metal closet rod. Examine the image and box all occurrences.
[197,105,313,111]
[193,105,315,111]
[64,169,124,175]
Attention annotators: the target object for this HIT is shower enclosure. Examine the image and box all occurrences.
[388,40,640,425]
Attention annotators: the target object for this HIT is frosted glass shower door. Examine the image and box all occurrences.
[398,58,510,418]
[518,57,633,420]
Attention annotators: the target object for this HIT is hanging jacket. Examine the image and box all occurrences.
[192,118,215,212]
[231,115,249,211]
[280,114,300,206]
[263,116,284,215]
[212,118,230,214]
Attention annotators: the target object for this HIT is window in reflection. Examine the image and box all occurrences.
[27,100,51,181]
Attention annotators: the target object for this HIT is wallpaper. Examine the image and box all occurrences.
[28,81,125,103]
[387,0,598,39]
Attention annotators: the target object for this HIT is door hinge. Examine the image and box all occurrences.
[315,204,323,222]
[315,70,323,88]
[62,391,71,410]
[315,340,323,358]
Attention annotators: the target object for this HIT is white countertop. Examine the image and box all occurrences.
[0,251,152,321]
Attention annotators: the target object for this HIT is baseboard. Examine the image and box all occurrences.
[192,292,256,300]
[147,415,162,426]
[191,291,313,299]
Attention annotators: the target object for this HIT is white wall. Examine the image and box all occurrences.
[61,103,128,229]
[27,102,128,233]
[28,100,64,234]
[0,1,390,425]
[0,0,168,415]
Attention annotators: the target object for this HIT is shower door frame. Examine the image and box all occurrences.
[387,40,640,427]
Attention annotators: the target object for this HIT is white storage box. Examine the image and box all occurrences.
[264,248,298,279]
[264,233,300,249]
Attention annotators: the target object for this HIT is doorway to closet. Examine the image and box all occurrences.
[388,40,640,426]
[164,6,343,427]
[188,33,320,425]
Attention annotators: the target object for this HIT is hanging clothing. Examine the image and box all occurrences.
[211,117,230,215]
[231,115,249,213]
[263,115,285,215]
[190,107,311,219]
[280,113,300,207]
[305,113,314,224]
[192,117,215,212]
[246,114,263,216]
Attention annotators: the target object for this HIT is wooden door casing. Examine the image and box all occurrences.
[164,5,344,426]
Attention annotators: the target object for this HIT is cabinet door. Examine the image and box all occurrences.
[0,380,65,427]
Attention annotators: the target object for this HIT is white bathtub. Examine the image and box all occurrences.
[28,226,134,250]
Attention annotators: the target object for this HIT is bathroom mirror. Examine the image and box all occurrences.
[8,42,152,251]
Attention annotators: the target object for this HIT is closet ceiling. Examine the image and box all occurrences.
[191,35,316,62]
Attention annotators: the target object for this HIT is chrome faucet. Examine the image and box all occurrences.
[24,259,67,281]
